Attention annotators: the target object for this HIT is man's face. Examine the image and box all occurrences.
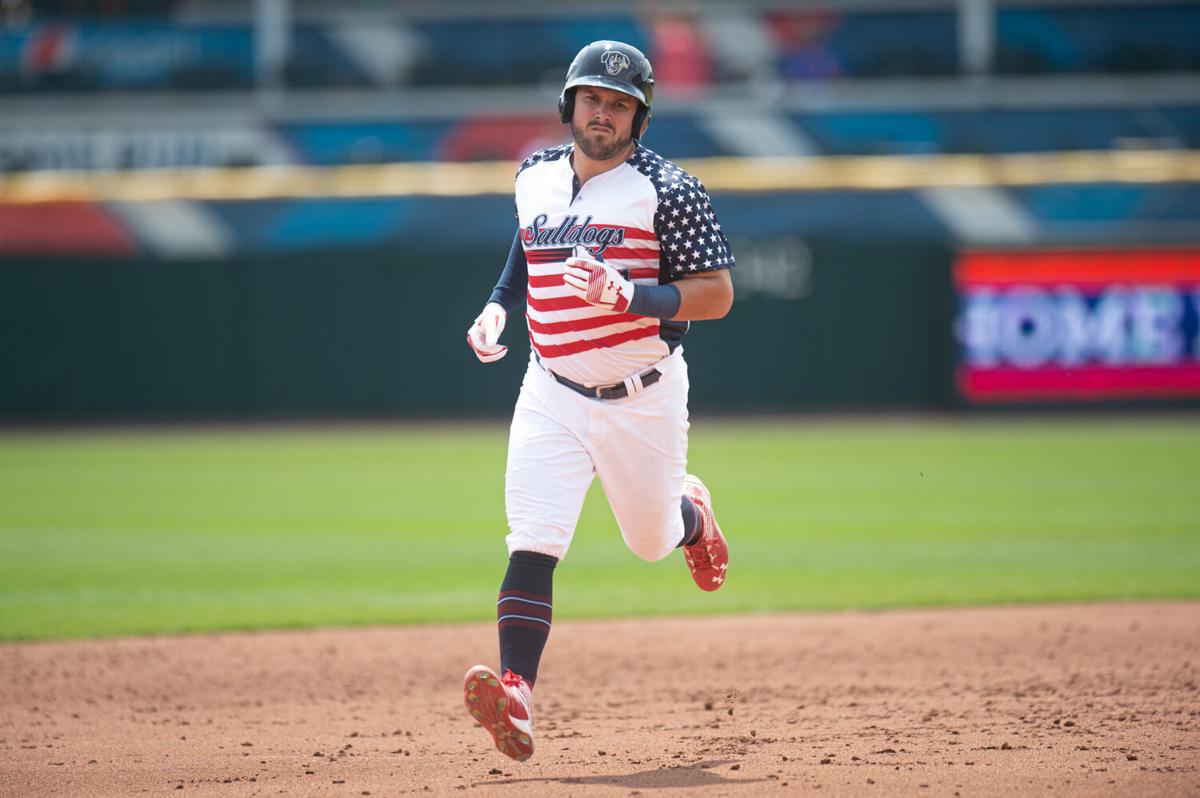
[570,85,639,161]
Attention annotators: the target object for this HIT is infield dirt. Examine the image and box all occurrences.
[1,603,1197,797]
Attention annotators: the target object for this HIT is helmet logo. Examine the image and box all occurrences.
[600,50,630,76]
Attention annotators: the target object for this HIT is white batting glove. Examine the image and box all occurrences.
[563,254,634,313]
[466,302,508,363]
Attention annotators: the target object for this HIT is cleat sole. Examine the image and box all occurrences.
[462,666,534,762]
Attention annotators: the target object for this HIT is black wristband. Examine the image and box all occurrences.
[627,283,682,320]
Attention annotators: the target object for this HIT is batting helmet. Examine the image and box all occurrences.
[558,40,654,139]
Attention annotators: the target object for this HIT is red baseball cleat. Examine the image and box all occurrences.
[463,665,535,762]
[682,474,729,591]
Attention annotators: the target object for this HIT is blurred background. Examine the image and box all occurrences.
[1,0,1198,419]
[1,1,1199,641]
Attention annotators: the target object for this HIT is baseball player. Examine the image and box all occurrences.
[462,40,734,762]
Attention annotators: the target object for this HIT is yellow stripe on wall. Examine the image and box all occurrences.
[2,150,1198,204]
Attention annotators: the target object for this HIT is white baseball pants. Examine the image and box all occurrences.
[504,349,690,562]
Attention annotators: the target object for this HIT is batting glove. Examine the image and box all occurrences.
[563,254,634,313]
[467,302,508,363]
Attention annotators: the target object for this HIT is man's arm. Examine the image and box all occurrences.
[488,231,528,313]
[468,231,527,363]
[674,269,733,321]
[562,174,735,322]
[562,260,734,321]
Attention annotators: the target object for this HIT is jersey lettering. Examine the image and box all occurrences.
[520,213,626,258]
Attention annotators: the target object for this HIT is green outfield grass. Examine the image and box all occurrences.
[1,417,1197,641]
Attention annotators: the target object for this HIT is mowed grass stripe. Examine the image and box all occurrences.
[0,418,1197,640]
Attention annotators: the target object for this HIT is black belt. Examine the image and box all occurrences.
[549,366,662,400]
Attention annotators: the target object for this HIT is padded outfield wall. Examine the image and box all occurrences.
[8,237,1198,419]
[0,237,956,420]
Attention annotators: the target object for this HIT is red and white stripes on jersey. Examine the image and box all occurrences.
[517,148,664,385]
[525,230,662,357]
[516,143,733,387]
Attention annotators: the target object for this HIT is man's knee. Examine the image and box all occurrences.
[625,537,675,562]
[620,515,683,563]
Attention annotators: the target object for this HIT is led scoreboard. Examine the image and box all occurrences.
[954,248,1200,403]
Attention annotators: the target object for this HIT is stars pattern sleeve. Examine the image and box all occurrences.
[653,175,735,281]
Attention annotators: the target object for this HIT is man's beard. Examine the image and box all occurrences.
[571,120,634,161]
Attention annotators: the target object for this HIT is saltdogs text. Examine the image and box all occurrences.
[521,214,625,257]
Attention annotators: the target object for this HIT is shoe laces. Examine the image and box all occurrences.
[500,669,532,716]
[501,669,531,703]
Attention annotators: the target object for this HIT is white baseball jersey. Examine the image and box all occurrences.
[514,143,734,386]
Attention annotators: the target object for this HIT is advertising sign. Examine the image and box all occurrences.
[955,248,1200,402]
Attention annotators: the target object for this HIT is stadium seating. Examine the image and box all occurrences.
[2,3,1197,93]
[0,1,1196,255]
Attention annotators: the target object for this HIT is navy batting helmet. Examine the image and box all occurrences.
[558,40,654,139]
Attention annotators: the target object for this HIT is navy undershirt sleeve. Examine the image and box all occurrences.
[487,231,527,313]
[627,283,681,320]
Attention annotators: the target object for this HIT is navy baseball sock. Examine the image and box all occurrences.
[678,496,702,547]
[497,550,557,687]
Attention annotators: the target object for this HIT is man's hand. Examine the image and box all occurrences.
[467,302,508,363]
[563,255,634,313]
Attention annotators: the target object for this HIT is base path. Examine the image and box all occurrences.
[1,603,1197,797]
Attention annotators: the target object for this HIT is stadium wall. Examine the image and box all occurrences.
[0,240,956,420]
